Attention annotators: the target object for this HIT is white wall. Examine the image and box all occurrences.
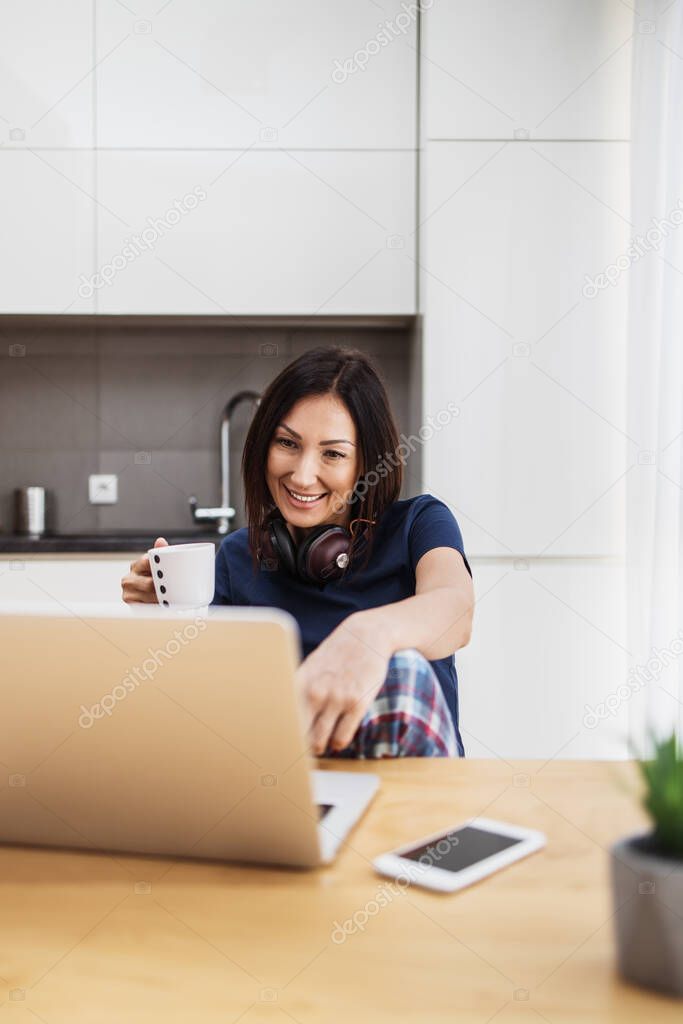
[419,1,633,758]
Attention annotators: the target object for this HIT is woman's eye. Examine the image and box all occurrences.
[275,437,343,459]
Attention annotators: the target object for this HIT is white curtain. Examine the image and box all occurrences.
[627,0,683,751]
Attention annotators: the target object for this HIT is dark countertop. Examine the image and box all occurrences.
[0,530,229,554]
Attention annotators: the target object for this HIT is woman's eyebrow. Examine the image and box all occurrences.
[278,422,356,446]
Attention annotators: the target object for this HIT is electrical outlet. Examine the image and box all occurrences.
[88,474,118,505]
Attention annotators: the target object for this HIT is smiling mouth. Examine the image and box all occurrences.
[283,484,328,505]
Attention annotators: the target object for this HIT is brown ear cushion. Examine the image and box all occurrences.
[266,516,299,577]
[297,526,351,583]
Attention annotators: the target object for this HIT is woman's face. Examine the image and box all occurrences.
[266,394,360,532]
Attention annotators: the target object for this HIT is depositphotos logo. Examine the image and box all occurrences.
[77,187,207,298]
[582,199,683,298]
[331,0,433,83]
[78,618,206,728]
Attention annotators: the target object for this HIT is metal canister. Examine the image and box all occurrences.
[14,487,49,536]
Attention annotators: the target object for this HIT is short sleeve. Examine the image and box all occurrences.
[211,539,234,606]
[408,496,472,578]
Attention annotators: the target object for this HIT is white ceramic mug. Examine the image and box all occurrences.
[146,542,215,611]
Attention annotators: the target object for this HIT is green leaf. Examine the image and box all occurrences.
[637,728,683,858]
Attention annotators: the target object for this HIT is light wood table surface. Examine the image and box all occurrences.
[0,758,680,1023]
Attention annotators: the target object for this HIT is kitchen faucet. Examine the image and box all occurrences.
[189,389,261,534]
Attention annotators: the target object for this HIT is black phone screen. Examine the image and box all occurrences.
[401,826,522,873]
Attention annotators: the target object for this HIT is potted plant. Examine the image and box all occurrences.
[610,730,683,996]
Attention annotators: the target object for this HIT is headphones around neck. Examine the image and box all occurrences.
[257,510,375,586]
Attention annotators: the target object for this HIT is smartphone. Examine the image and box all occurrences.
[373,816,546,893]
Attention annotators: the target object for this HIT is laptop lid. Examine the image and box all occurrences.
[0,602,325,867]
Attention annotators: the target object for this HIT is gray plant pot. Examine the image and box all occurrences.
[610,833,683,997]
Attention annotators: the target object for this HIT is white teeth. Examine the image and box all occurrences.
[287,487,324,503]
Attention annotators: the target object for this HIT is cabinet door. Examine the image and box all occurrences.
[95,0,416,149]
[0,1,95,313]
[457,559,629,760]
[0,558,134,604]
[423,0,632,141]
[0,0,93,148]
[421,141,629,556]
[95,151,415,315]
[0,152,96,313]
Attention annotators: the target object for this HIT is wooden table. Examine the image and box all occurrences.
[0,759,680,1023]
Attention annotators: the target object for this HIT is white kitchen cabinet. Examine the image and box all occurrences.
[0,152,96,313]
[420,141,629,556]
[422,0,632,141]
[0,0,417,315]
[0,0,93,148]
[95,0,416,149]
[456,558,629,760]
[95,150,415,315]
[0,557,134,605]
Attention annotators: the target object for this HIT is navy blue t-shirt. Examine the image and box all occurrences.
[211,493,472,756]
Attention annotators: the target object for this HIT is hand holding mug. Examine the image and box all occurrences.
[121,536,168,604]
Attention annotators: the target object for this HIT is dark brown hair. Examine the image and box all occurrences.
[242,346,402,572]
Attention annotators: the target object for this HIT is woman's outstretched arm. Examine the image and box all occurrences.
[296,547,474,754]
[358,546,474,662]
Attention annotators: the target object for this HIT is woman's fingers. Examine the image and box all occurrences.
[299,668,334,731]
[121,571,157,603]
[121,539,168,603]
[130,553,152,577]
[296,632,390,756]
[328,675,385,752]
[129,537,169,577]
[328,706,366,753]
[298,666,345,753]
[310,702,345,756]
[308,678,369,754]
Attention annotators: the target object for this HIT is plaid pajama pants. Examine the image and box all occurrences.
[326,648,462,759]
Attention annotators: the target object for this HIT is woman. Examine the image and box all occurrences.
[122,346,474,758]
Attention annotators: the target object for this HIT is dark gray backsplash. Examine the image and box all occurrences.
[0,317,421,535]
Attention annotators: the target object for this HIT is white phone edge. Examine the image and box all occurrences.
[372,816,547,893]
